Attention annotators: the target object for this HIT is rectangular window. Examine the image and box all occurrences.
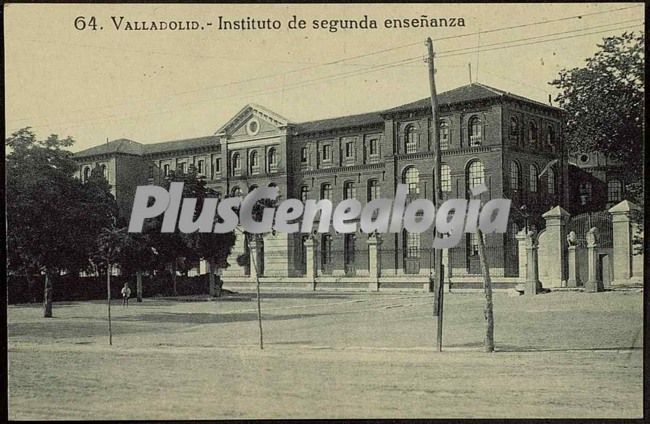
[197,160,204,174]
[406,140,417,154]
[178,162,186,174]
[321,184,332,201]
[300,147,308,163]
[369,139,378,155]
[345,142,354,158]
[439,123,450,150]
[607,180,622,202]
[163,164,170,177]
[322,144,331,161]
[322,235,332,265]
[441,165,451,192]
[368,180,380,202]
[469,233,480,256]
[406,232,420,258]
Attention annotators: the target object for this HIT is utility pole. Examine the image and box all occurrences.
[426,37,444,352]
[468,63,472,84]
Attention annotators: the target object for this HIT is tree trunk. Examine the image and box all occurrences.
[208,259,216,297]
[107,264,112,346]
[136,270,143,302]
[476,229,495,353]
[26,272,36,303]
[43,271,53,318]
[171,261,178,296]
[215,275,223,298]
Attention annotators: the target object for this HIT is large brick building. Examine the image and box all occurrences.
[74,83,568,282]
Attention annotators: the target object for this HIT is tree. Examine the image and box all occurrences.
[94,220,130,345]
[145,167,236,297]
[6,128,117,317]
[550,32,644,201]
[180,167,236,297]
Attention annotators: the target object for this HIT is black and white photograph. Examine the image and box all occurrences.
[4,2,645,419]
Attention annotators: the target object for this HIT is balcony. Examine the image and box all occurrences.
[469,135,482,146]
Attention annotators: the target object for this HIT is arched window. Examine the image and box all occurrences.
[83,167,90,182]
[510,117,519,138]
[249,151,259,174]
[231,186,242,197]
[344,181,356,200]
[467,160,485,190]
[367,179,380,201]
[439,120,450,150]
[607,180,623,203]
[232,153,241,175]
[546,125,554,147]
[528,121,538,144]
[405,125,418,154]
[468,116,482,146]
[321,183,332,201]
[403,166,419,195]
[404,230,420,259]
[440,164,451,192]
[529,164,539,192]
[510,161,521,191]
[100,164,107,178]
[547,168,556,194]
[267,147,278,171]
[300,186,309,202]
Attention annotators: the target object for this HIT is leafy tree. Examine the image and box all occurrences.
[550,31,644,201]
[6,128,117,317]
[145,167,236,296]
[182,166,236,297]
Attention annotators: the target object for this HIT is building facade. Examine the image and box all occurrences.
[74,83,569,282]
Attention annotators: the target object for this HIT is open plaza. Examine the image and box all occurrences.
[8,288,643,419]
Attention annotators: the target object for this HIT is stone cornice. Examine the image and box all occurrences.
[144,145,220,160]
[297,162,385,176]
[293,123,385,139]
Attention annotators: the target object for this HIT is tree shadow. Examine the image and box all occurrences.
[446,341,643,352]
[114,311,327,324]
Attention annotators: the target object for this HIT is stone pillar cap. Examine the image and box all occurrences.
[542,205,570,219]
[608,199,641,214]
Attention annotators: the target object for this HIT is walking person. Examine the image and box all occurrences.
[121,282,131,307]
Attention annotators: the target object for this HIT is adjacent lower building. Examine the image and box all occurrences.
[74,83,569,281]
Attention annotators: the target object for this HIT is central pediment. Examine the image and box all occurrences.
[215,104,293,139]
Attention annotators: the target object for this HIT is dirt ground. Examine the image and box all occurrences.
[7,289,643,419]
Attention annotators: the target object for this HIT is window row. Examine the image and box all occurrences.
[509,161,556,194]
[300,180,381,203]
[403,116,481,154]
[299,138,381,166]
[81,164,108,182]
[401,160,483,196]
[509,117,556,146]
[231,148,278,176]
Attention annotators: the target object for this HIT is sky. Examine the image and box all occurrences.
[4,3,645,152]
